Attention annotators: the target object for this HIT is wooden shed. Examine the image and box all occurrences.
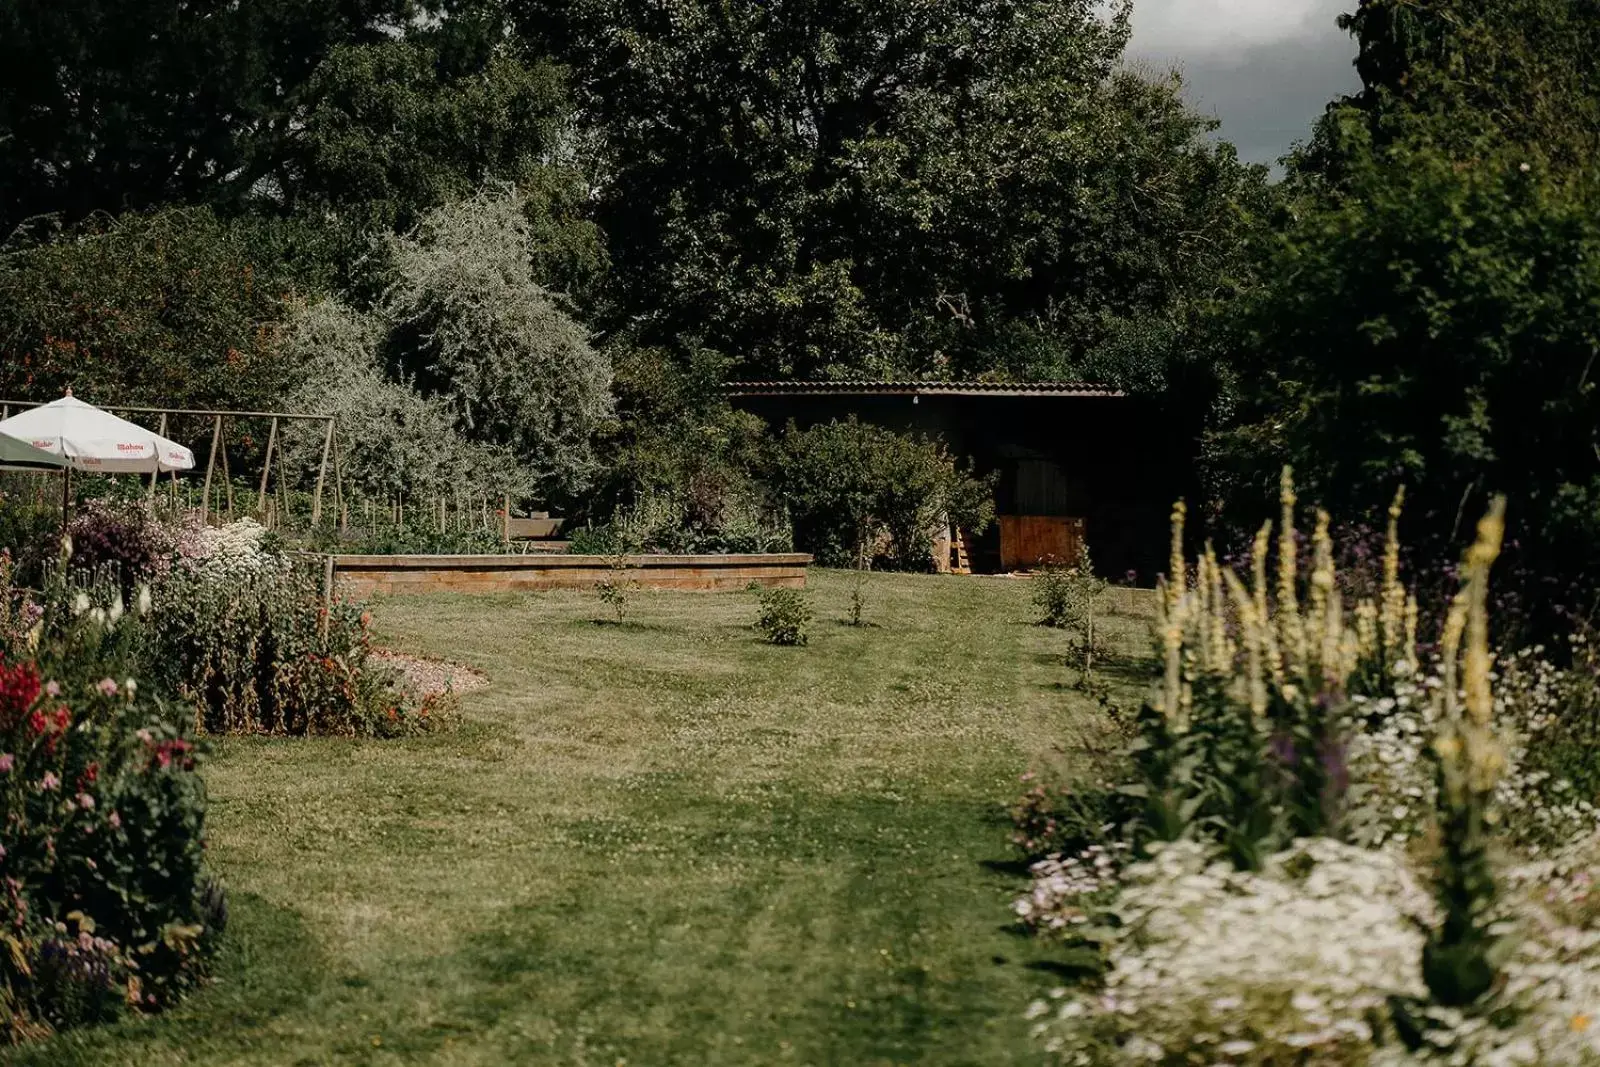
[726,380,1188,580]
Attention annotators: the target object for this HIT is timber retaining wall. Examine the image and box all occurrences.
[332,553,811,597]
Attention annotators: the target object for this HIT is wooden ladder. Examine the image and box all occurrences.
[951,527,972,575]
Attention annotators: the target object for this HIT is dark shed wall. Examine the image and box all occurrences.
[731,392,1183,581]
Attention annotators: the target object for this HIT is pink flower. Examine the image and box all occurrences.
[76,793,94,810]
[96,678,118,697]
[44,680,60,698]
[0,754,12,773]
[108,811,121,829]
[40,772,59,791]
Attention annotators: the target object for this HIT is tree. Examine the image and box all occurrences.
[0,0,414,240]
[773,416,995,570]
[384,186,614,501]
[0,208,300,411]
[1213,0,1600,617]
[519,0,1271,384]
[279,298,532,501]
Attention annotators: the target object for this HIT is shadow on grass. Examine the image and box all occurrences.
[6,893,327,1067]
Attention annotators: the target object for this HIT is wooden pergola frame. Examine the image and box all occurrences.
[0,401,343,528]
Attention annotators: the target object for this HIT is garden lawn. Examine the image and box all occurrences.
[7,570,1153,1067]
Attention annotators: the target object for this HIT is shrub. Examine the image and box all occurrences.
[144,520,430,737]
[593,555,637,623]
[0,564,218,1042]
[755,588,812,646]
[574,490,792,556]
[773,417,994,570]
[64,502,175,596]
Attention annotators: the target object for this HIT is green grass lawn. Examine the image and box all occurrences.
[8,570,1153,1067]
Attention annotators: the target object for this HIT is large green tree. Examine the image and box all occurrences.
[1214,0,1600,609]
[0,0,413,239]
[520,0,1270,384]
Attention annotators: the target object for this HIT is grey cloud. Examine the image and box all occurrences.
[1128,0,1361,167]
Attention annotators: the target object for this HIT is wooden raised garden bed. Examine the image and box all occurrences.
[332,553,812,597]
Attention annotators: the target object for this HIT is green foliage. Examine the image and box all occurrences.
[279,298,532,503]
[592,345,772,535]
[593,556,637,624]
[574,491,792,557]
[0,0,411,237]
[142,527,430,738]
[774,418,994,570]
[384,187,614,502]
[755,587,812,647]
[0,209,298,411]
[1217,0,1600,619]
[1009,772,1133,861]
[524,0,1271,383]
[0,558,217,1040]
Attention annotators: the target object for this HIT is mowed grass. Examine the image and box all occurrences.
[8,570,1154,1067]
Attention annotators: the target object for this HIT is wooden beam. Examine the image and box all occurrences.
[200,415,222,522]
[257,417,278,521]
[312,417,334,527]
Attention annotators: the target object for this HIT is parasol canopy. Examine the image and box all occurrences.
[0,431,70,471]
[0,392,195,473]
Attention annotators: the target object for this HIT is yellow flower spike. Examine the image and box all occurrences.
[1224,570,1267,717]
[1440,593,1468,721]
[1252,521,1283,685]
[1307,509,1335,675]
[1462,499,1506,730]
[1168,500,1187,609]
[1204,543,1229,672]
[1403,594,1420,674]
[1381,486,1408,661]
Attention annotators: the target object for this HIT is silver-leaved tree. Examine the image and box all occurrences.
[385,185,615,502]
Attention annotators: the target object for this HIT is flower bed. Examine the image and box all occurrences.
[0,559,219,1042]
[1014,473,1600,1065]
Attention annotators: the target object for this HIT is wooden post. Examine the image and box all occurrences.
[200,415,222,522]
[148,413,167,506]
[277,428,292,525]
[502,495,510,544]
[320,554,334,641]
[312,417,334,527]
[257,417,278,520]
[219,429,235,520]
[331,422,346,533]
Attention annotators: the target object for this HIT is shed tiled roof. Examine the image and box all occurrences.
[723,380,1123,398]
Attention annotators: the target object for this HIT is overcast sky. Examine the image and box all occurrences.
[1127,0,1362,168]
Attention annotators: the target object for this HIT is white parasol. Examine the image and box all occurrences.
[0,431,69,471]
[0,391,195,473]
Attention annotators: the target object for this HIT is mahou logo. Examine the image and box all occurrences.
[116,443,145,453]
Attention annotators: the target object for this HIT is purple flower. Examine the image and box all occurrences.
[44,680,60,698]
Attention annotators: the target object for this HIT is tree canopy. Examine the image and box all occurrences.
[519,0,1271,384]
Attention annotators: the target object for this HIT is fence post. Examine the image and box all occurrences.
[200,415,222,522]
[257,417,278,521]
[321,554,334,640]
[312,417,334,527]
[148,413,167,507]
[502,495,511,544]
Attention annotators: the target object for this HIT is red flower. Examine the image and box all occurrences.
[0,659,41,731]
[27,709,47,736]
[52,707,70,732]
